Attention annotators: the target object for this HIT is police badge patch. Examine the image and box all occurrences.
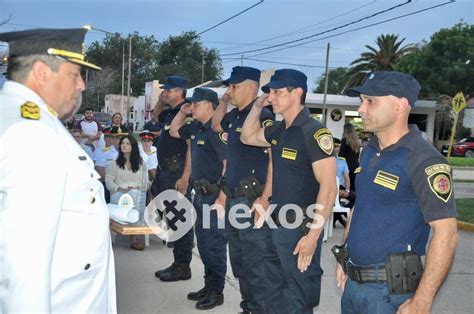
[313,128,334,155]
[425,164,452,203]
[21,101,40,120]
[219,132,228,144]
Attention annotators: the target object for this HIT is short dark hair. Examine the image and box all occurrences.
[287,86,306,105]
[84,107,93,112]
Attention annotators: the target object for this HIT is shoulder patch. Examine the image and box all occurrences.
[184,117,194,125]
[261,119,273,128]
[313,128,333,155]
[354,167,362,174]
[219,132,228,144]
[21,102,40,120]
[425,164,452,203]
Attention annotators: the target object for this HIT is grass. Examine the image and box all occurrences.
[448,157,474,167]
[456,198,474,224]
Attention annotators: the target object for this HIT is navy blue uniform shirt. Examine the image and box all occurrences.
[221,101,274,189]
[348,126,457,265]
[143,119,162,147]
[179,119,227,183]
[156,102,188,164]
[264,107,335,210]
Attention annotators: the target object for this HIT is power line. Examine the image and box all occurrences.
[244,0,455,59]
[244,58,337,69]
[222,0,376,51]
[221,0,413,56]
[197,0,264,36]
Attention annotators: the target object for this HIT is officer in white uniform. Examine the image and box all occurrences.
[0,28,117,312]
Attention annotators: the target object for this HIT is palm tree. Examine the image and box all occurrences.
[346,34,414,87]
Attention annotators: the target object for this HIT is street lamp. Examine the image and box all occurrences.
[83,25,130,121]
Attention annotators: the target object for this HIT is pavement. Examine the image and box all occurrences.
[114,210,474,313]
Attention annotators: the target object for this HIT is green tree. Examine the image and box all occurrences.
[154,31,223,87]
[396,23,474,98]
[313,67,349,94]
[347,34,414,87]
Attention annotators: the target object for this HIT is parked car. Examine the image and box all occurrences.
[93,112,112,129]
[441,137,474,157]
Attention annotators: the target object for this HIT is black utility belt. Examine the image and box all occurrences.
[338,249,423,294]
[192,179,220,196]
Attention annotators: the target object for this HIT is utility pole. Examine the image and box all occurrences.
[201,54,205,87]
[241,55,244,66]
[322,42,330,126]
[127,36,132,125]
[121,40,125,116]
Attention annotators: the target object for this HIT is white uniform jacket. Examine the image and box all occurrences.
[0,81,117,312]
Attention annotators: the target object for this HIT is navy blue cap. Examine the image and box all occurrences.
[223,66,260,86]
[261,68,307,93]
[0,28,101,70]
[186,88,219,107]
[344,71,421,107]
[161,75,188,90]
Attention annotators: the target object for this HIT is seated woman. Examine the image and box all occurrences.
[106,134,149,251]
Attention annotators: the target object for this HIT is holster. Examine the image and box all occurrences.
[331,242,349,273]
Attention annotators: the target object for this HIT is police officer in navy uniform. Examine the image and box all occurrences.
[152,75,194,282]
[241,69,337,314]
[337,71,458,313]
[212,66,274,314]
[169,87,228,310]
[0,28,116,312]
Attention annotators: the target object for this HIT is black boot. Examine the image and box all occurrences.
[195,291,224,310]
[188,286,210,301]
[159,264,191,282]
[154,264,175,278]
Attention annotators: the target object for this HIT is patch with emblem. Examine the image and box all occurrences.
[313,128,334,155]
[261,119,273,127]
[197,140,206,145]
[373,170,399,190]
[191,135,196,140]
[21,102,40,120]
[164,124,171,131]
[271,139,278,146]
[425,164,452,202]
[219,132,228,144]
[236,127,242,133]
[281,148,297,160]
[354,167,362,174]
[184,117,194,124]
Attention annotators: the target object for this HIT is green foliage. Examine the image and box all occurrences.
[396,23,474,98]
[313,67,349,94]
[449,157,474,168]
[84,31,223,110]
[154,31,223,87]
[347,34,414,87]
[456,198,474,223]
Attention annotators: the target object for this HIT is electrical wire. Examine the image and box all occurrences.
[197,0,264,36]
[221,0,413,56]
[244,0,455,59]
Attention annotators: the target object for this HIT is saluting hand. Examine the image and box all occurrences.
[293,231,319,272]
[255,93,270,108]
[180,103,193,115]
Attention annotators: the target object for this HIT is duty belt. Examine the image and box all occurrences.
[346,262,387,283]
[224,186,248,199]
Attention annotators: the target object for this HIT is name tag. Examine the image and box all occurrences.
[281,148,297,160]
[373,170,399,190]
[236,127,242,133]
[197,140,205,145]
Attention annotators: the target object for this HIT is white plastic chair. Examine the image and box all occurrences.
[323,177,351,242]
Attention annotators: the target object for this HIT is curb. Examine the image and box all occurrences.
[458,221,474,233]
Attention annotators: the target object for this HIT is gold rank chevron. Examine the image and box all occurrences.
[281,148,297,160]
[373,170,399,190]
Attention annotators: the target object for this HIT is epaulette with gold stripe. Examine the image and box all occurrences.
[21,102,40,120]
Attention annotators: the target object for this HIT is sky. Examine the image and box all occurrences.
[1,0,473,90]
